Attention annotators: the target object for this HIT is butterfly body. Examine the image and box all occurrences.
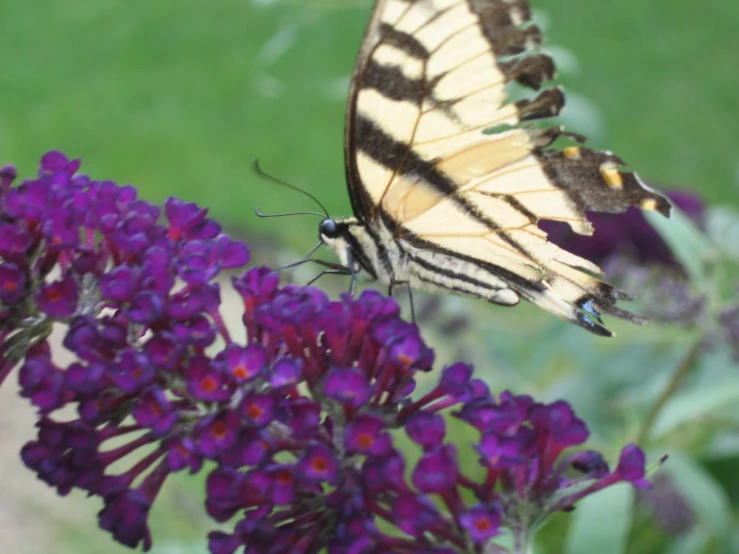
[320,0,671,336]
[321,216,522,306]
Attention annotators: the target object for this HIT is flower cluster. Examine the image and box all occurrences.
[1,154,651,553]
[207,277,649,554]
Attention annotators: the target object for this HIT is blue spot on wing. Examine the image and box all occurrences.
[580,299,602,320]
[576,298,612,336]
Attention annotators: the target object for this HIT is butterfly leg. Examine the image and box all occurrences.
[273,242,324,272]
[306,267,352,287]
[389,280,415,323]
[343,247,359,297]
[297,259,351,287]
[349,273,357,296]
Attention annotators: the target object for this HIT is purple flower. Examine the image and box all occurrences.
[219,343,266,384]
[239,393,276,428]
[345,414,391,455]
[36,276,79,318]
[615,444,651,489]
[392,494,443,538]
[324,367,372,408]
[163,436,202,474]
[0,262,26,304]
[270,358,302,388]
[412,444,459,493]
[0,222,30,262]
[0,164,17,190]
[477,433,528,469]
[298,445,340,485]
[40,150,80,174]
[100,265,139,302]
[570,450,610,478]
[98,492,153,549]
[42,209,80,250]
[108,349,154,392]
[186,356,231,402]
[406,412,446,449]
[164,197,220,241]
[0,152,656,554]
[132,388,178,436]
[459,504,501,543]
[18,354,68,412]
[196,411,241,458]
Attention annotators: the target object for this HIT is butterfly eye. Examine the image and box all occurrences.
[319,219,339,239]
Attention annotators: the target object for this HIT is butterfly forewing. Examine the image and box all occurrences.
[342,0,671,335]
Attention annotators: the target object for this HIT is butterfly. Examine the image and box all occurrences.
[313,0,671,336]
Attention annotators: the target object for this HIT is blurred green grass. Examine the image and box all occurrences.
[1,0,737,252]
[1,1,738,553]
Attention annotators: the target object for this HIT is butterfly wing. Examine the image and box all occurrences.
[344,0,671,334]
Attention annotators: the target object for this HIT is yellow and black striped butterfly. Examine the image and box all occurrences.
[317,0,671,336]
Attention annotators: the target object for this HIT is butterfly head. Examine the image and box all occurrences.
[318,216,373,276]
[318,217,351,258]
[318,218,340,240]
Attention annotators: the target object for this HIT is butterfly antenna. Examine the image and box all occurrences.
[255,208,327,218]
[253,160,330,218]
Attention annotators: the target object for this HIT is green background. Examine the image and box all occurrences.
[1,0,737,238]
[0,1,737,553]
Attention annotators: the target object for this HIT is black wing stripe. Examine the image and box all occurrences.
[356,115,536,257]
[411,240,614,336]
[355,114,456,197]
[415,272,493,299]
[410,254,502,293]
[363,222,395,280]
[363,59,424,103]
[378,23,429,59]
[476,191,538,223]
[343,231,379,280]
[403,231,544,293]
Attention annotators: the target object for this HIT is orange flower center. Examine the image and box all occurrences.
[46,288,62,302]
[357,434,374,449]
[247,404,264,420]
[474,518,491,531]
[232,364,249,380]
[311,457,329,472]
[211,421,228,439]
[200,376,217,393]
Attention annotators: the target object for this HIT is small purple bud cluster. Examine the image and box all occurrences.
[1,154,651,554]
[205,273,650,554]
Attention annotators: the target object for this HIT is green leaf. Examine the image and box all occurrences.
[664,452,733,548]
[704,206,739,300]
[650,373,739,440]
[644,206,715,286]
[706,206,739,261]
[664,528,709,554]
[151,540,209,554]
[564,483,633,554]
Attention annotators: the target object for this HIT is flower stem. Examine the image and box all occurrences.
[512,524,531,554]
[636,335,703,445]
